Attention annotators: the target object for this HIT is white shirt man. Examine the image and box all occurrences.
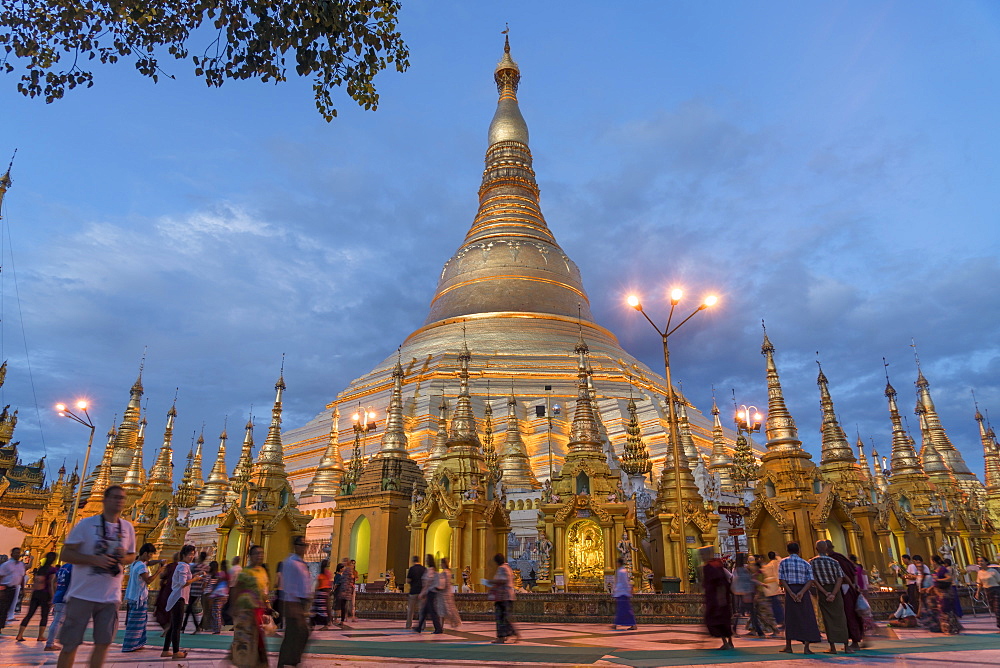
[57,485,136,668]
[0,547,27,629]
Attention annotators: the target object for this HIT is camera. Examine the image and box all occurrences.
[107,554,122,576]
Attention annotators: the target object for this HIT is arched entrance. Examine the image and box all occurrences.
[425,518,452,565]
[350,516,371,579]
[566,519,604,586]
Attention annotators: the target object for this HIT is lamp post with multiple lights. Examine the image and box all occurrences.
[627,289,717,591]
[55,400,96,532]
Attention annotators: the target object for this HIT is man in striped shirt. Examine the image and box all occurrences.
[810,541,852,654]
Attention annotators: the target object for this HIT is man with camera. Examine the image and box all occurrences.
[57,485,136,668]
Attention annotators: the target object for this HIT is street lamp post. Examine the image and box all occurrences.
[627,289,717,592]
[730,403,762,554]
[55,400,96,533]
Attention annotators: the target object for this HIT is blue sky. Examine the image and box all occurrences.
[2,1,999,480]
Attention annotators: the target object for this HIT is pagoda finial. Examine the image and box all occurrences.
[816,358,856,465]
[378,353,410,457]
[196,422,231,508]
[567,338,601,452]
[448,339,480,446]
[856,431,872,480]
[425,397,449,476]
[499,388,539,489]
[760,326,802,451]
[883,361,924,477]
[977,402,1000,491]
[0,150,16,207]
[255,362,288,467]
[913,364,973,478]
[707,393,734,491]
[303,407,345,498]
[483,382,499,478]
[489,30,527,145]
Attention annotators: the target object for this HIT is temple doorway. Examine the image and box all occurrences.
[350,516,371,579]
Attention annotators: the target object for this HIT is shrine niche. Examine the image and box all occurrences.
[536,338,638,592]
[566,518,604,586]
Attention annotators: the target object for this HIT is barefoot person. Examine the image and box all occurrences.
[487,553,518,644]
[122,543,160,652]
[15,550,57,642]
[611,558,636,631]
[778,541,821,655]
[810,540,852,654]
[57,485,136,668]
[700,546,733,650]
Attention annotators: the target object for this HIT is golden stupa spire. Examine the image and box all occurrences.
[856,434,872,481]
[377,356,410,457]
[976,405,1000,491]
[499,387,540,490]
[424,34,593,326]
[82,428,116,515]
[568,335,602,452]
[175,439,198,508]
[148,403,176,484]
[230,414,255,502]
[621,393,652,478]
[761,326,804,451]
[303,408,344,497]
[122,419,146,500]
[190,429,205,493]
[676,400,699,464]
[482,386,500,478]
[816,361,857,464]
[424,397,449,476]
[196,422,231,508]
[447,336,481,449]
[913,362,979,503]
[707,396,734,492]
[107,360,146,485]
[255,366,287,467]
[0,150,14,212]
[884,363,924,477]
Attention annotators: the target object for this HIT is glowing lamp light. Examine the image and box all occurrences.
[76,400,88,410]
[670,288,683,303]
[737,410,746,421]
[626,295,641,309]
[352,413,361,422]
[55,403,66,412]
[753,412,763,423]
[703,295,718,307]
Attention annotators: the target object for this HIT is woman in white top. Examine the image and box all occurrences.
[162,545,204,659]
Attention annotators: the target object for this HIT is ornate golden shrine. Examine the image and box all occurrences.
[566,518,604,585]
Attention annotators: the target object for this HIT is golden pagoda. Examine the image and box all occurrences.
[536,337,634,591]
[746,332,858,560]
[196,426,231,508]
[216,371,308,566]
[915,369,984,503]
[20,464,73,558]
[976,407,1000,553]
[279,37,728,512]
[301,409,344,498]
[499,390,541,490]
[333,357,427,583]
[706,398,735,494]
[131,402,180,545]
[409,342,509,589]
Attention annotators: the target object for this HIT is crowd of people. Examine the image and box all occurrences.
[2,494,999,666]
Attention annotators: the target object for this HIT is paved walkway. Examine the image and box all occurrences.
[2,612,999,666]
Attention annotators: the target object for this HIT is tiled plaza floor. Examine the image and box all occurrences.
[1,612,998,667]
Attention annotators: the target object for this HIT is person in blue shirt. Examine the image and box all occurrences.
[43,563,72,652]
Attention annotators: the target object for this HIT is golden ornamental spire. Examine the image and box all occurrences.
[482,395,499,478]
[196,425,231,508]
[303,408,344,497]
[121,428,145,500]
[568,337,602,452]
[885,376,924,477]
[228,416,254,507]
[856,435,872,481]
[107,365,145,485]
[499,390,539,490]
[817,362,857,465]
[424,398,449,477]
[914,370,981,506]
[707,398,734,492]
[191,430,205,492]
[81,431,115,516]
[760,330,802,451]
[977,408,1000,491]
[621,396,652,478]
[447,340,481,449]
[676,400,700,464]
[0,151,14,212]
[148,404,176,484]
[340,426,365,495]
[489,33,526,145]
[378,359,410,457]
[175,444,198,508]
[132,402,177,525]
[255,371,287,467]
